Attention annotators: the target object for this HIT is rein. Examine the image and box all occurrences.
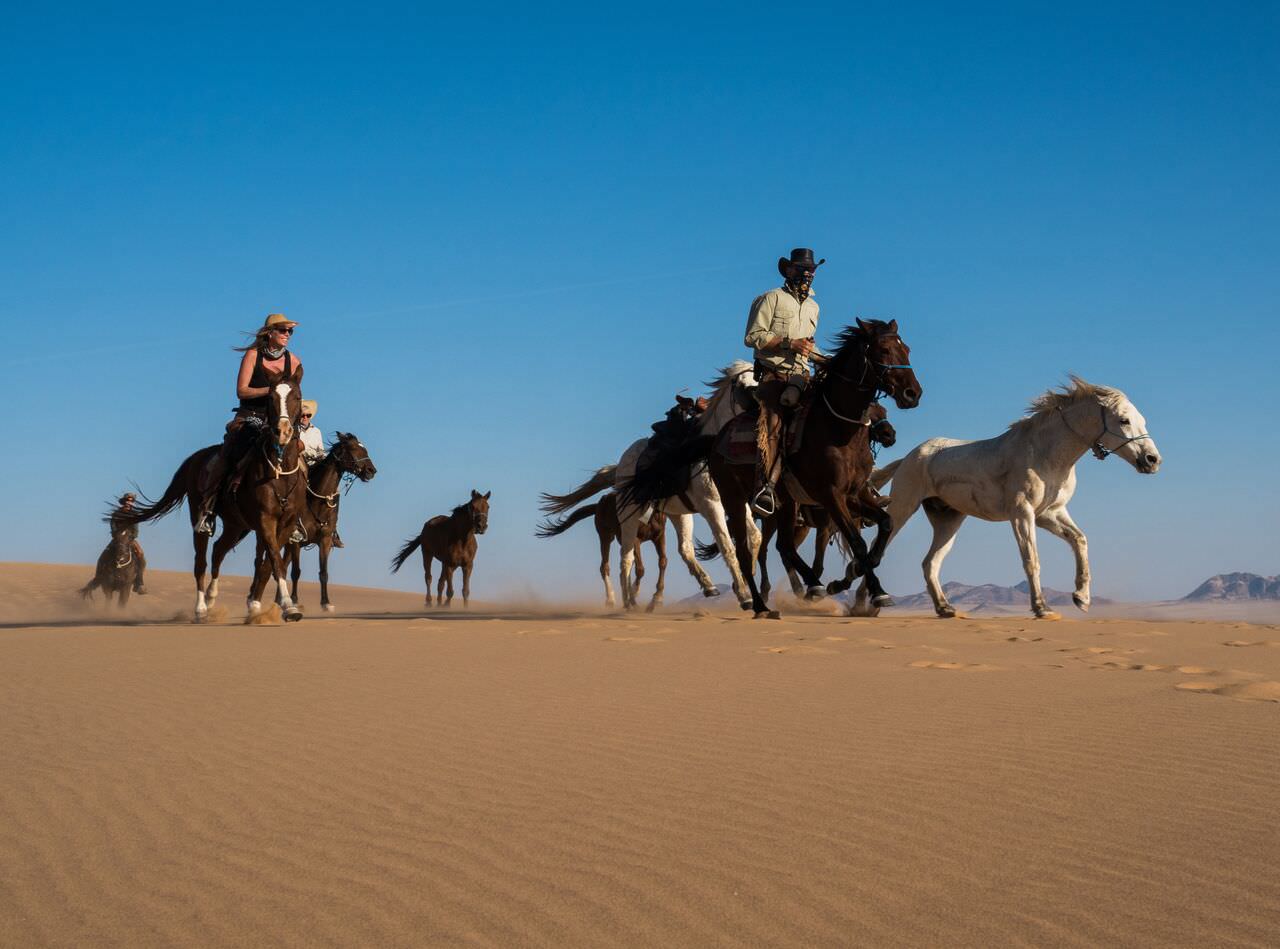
[1059,405,1155,461]
[261,443,303,479]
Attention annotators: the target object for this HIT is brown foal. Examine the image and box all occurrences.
[391,490,491,607]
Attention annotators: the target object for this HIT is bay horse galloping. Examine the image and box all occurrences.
[710,319,922,617]
[281,432,377,613]
[391,490,491,608]
[117,372,309,622]
[536,491,668,609]
[79,526,142,607]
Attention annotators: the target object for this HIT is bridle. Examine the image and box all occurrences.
[821,332,914,416]
[1060,404,1156,461]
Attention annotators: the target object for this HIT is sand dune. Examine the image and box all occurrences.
[2,563,1279,947]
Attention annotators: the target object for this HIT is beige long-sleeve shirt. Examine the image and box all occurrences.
[744,286,820,374]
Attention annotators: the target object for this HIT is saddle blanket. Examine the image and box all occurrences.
[715,402,815,465]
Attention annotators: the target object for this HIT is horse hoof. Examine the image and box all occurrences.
[753,610,782,620]
[1073,594,1090,612]
[283,608,303,623]
[1035,611,1062,621]
[703,587,721,598]
[740,600,754,611]
[804,585,827,601]
[194,612,208,624]
[937,606,957,619]
[322,604,336,613]
[871,594,895,609]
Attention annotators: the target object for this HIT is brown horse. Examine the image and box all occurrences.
[79,526,142,607]
[710,319,922,617]
[698,401,899,599]
[280,432,377,613]
[391,490,491,608]
[535,491,668,609]
[117,372,308,621]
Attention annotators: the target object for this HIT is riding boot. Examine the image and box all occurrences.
[331,532,345,549]
[752,401,785,518]
[195,453,227,535]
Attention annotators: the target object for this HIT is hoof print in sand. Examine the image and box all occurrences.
[1177,680,1280,703]
[908,660,1002,671]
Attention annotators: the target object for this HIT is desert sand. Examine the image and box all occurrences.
[2,562,1278,948]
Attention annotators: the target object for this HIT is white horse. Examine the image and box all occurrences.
[851,377,1161,619]
[540,364,761,611]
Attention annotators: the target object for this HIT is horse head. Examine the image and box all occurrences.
[1090,388,1161,474]
[269,369,304,449]
[867,402,897,448]
[856,318,921,410]
[332,432,378,482]
[468,489,491,534]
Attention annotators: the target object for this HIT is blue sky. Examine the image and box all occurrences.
[2,2,1276,603]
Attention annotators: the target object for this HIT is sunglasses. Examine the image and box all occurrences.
[272,326,295,336]
[301,413,312,419]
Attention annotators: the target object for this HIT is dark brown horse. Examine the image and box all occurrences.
[391,490,491,608]
[280,432,377,613]
[711,319,922,617]
[536,491,668,609]
[79,526,142,607]
[698,401,898,599]
[117,372,308,621]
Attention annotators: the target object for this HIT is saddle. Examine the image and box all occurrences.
[715,400,816,465]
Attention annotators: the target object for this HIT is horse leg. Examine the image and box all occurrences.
[773,495,824,599]
[461,559,473,607]
[757,516,776,601]
[258,526,301,621]
[646,528,668,613]
[824,496,893,609]
[247,536,274,616]
[422,548,433,607]
[786,522,812,598]
[443,566,455,607]
[192,525,211,621]
[632,539,646,605]
[117,584,131,608]
[437,564,448,607]
[1011,503,1054,619]
[724,490,774,618]
[207,528,245,614]
[289,543,302,606]
[318,538,335,612]
[693,494,747,608]
[617,512,640,610]
[597,521,616,608]
[921,498,967,618]
[1038,508,1091,612]
[674,513,718,598]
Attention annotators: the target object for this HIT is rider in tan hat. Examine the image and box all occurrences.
[299,399,324,465]
[194,313,305,534]
[743,248,824,517]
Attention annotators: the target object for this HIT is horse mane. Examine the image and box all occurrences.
[1011,375,1127,431]
[702,360,754,414]
[829,319,893,364]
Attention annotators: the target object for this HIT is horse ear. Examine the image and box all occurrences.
[471,489,481,499]
[483,491,491,500]
[855,317,872,334]
[887,319,898,333]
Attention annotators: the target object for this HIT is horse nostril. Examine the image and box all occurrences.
[1145,454,1160,465]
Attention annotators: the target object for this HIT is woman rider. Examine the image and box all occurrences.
[194,313,304,534]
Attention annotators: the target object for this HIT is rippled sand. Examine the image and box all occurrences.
[2,564,1278,947]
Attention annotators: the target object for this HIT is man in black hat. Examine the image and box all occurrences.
[743,248,824,517]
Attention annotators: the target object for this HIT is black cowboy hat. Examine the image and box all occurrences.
[777,247,825,277]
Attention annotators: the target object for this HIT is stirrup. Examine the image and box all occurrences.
[195,514,215,535]
[751,485,777,518]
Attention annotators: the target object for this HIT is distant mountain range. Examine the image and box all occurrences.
[892,581,1110,611]
[1182,573,1280,601]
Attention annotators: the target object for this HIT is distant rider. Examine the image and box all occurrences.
[298,398,343,547]
[110,492,148,594]
[194,313,304,534]
[743,247,822,517]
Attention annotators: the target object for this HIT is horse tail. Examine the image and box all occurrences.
[870,458,903,491]
[539,466,616,514]
[111,448,211,527]
[694,538,720,562]
[616,433,715,511]
[390,534,423,574]
[535,503,599,539]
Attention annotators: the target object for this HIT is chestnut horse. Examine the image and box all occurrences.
[117,372,308,621]
[710,319,922,617]
[280,432,377,613]
[536,491,668,609]
[391,490,491,608]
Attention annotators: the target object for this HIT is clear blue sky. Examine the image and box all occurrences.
[2,2,1276,603]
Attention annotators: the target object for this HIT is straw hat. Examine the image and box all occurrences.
[301,400,318,418]
[263,312,298,330]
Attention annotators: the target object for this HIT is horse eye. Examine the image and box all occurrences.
[1119,418,1131,425]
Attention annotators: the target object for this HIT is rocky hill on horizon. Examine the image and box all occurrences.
[1182,573,1280,601]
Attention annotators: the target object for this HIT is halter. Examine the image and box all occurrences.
[1060,404,1155,461]
[822,333,913,398]
[262,443,303,479]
